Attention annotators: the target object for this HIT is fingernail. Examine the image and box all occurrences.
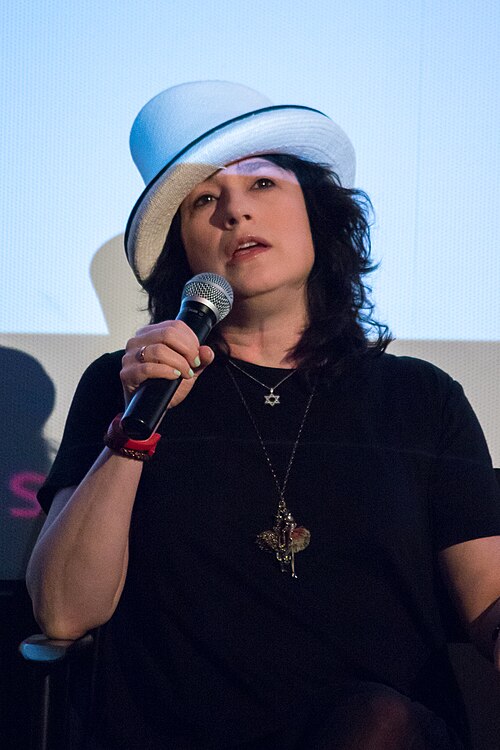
[188,368,195,377]
[194,356,201,368]
[173,369,182,377]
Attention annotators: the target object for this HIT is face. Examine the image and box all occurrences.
[179,157,315,303]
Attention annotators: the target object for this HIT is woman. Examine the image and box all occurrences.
[27,81,500,749]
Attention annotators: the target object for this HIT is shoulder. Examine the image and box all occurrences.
[373,351,451,379]
[66,350,125,419]
[73,350,124,395]
[369,352,490,453]
[363,351,456,400]
[79,350,124,382]
[356,352,475,439]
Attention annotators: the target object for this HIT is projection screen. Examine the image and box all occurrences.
[1,0,499,578]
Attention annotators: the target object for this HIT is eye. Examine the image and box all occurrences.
[252,177,275,189]
[193,193,217,208]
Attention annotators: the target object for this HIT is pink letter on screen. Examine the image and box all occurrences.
[9,472,45,518]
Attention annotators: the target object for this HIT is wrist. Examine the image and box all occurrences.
[104,414,161,461]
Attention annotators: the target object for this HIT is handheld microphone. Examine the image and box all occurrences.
[121,272,233,439]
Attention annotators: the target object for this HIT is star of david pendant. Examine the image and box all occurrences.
[264,389,280,406]
[256,500,311,578]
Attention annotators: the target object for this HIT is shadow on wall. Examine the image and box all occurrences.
[0,346,55,579]
[90,234,148,340]
[0,235,148,581]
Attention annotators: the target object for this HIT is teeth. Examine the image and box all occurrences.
[237,241,258,250]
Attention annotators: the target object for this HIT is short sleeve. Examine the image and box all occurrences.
[429,377,500,550]
[37,351,124,514]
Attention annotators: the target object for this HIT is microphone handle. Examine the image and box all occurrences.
[120,301,217,439]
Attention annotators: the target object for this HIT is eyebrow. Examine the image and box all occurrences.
[224,159,285,176]
[199,159,286,187]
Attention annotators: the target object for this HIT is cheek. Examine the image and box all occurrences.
[183,246,205,274]
[180,219,206,268]
[287,206,315,262]
[180,222,221,275]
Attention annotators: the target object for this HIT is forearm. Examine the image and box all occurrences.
[27,321,211,639]
[26,448,143,640]
[439,537,500,670]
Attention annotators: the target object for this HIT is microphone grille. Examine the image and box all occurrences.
[181,273,233,322]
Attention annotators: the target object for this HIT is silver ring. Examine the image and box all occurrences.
[137,345,147,363]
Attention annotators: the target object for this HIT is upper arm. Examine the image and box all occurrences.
[438,535,500,624]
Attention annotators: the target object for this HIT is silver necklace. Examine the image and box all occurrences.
[227,358,296,406]
[226,365,316,578]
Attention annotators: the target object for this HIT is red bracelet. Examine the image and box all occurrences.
[103,414,161,461]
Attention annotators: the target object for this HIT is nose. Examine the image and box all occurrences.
[218,189,251,229]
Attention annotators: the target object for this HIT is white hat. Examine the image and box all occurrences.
[125,80,356,283]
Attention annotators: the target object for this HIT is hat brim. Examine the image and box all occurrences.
[125,105,355,283]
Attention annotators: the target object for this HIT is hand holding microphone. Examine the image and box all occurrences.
[120,273,233,439]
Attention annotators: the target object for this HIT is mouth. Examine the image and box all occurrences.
[229,236,270,262]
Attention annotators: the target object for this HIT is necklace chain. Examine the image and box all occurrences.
[227,358,296,406]
[226,364,316,577]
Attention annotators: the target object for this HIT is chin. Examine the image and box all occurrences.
[235,277,307,301]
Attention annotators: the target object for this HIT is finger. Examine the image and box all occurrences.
[128,320,201,367]
[133,319,183,336]
[134,319,196,345]
[120,361,186,396]
[122,344,197,383]
[122,342,196,376]
[121,337,198,393]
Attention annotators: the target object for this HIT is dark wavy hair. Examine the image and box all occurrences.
[142,153,391,378]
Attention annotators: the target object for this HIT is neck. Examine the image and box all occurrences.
[220,296,308,368]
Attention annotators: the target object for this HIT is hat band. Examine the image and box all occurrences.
[147,104,327,188]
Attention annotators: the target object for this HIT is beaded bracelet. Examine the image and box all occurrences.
[103,414,161,461]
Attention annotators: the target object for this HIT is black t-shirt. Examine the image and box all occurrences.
[38,352,500,749]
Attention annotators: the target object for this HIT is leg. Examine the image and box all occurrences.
[308,683,464,750]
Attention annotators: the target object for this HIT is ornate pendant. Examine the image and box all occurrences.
[264,389,280,406]
[256,500,310,578]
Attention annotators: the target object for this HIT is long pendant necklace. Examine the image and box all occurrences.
[226,365,316,578]
[227,358,296,406]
